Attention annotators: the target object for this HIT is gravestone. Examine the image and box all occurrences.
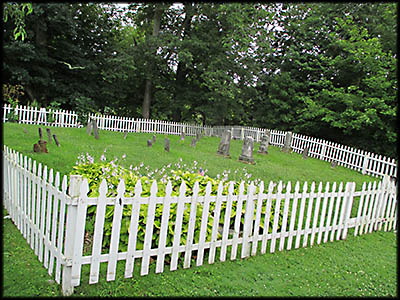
[33,140,48,153]
[190,137,197,147]
[92,119,99,139]
[281,131,293,153]
[180,132,185,142]
[46,128,52,143]
[123,131,128,139]
[331,160,337,168]
[238,136,255,164]
[216,130,231,157]
[147,139,152,147]
[302,147,309,159]
[257,131,270,154]
[153,135,156,143]
[196,132,201,141]
[53,134,60,147]
[86,119,93,135]
[23,128,28,134]
[164,138,170,152]
[38,127,43,139]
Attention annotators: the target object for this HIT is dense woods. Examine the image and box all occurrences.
[2,3,397,157]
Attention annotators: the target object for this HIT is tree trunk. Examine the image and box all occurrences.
[142,6,163,119]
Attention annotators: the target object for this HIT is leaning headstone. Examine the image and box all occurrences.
[53,134,60,147]
[302,147,309,159]
[238,136,255,164]
[257,131,270,154]
[216,130,231,157]
[92,119,99,139]
[46,128,52,143]
[153,135,156,143]
[147,139,152,147]
[190,137,197,147]
[38,127,43,139]
[86,119,93,135]
[123,131,128,139]
[34,140,48,153]
[281,131,293,153]
[164,138,170,152]
[331,160,337,168]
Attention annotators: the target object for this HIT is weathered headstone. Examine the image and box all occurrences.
[239,136,255,164]
[46,128,52,143]
[92,119,99,139]
[123,131,128,139]
[196,132,201,141]
[180,132,185,142]
[53,134,60,147]
[164,138,170,152]
[331,160,337,168]
[147,139,152,147]
[190,137,197,147]
[153,135,156,143]
[257,131,270,154]
[281,131,293,153]
[23,128,28,134]
[216,130,231,157]
[302,147,309,159]
[38,127,43,139]
[34,140,48,153]
[86,119,93,135]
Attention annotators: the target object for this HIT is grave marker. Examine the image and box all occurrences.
[147,139,152,147]
[239,136,255,164]
[164,138,170,152]
[190,137,197,147]
[53,134,60,147]
[281,131,293,153]
[257,131,270,154]
[302,147,309,159]
[331,160,337,168]
[86,119,93,135]
[38,127,43,139]
[123,131,128,139]
[92,119,99,139]
[153,135,156,143]
[216,130,231,157]
[46,128,52,143]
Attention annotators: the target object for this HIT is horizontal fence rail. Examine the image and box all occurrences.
[2,145,398,295]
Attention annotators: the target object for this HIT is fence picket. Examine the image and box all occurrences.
[48,172,60,276]
[251,181,264,256]
[270,181,283,253]
[89,179,108,284]
[329,182,343,242]
[295,182,308,249]
[317,182,330,244]
[310,182,323,246]
[184,182,200,268]
[44,169,54,269]
[302,182,315,248]
[221,182,235,261]
[278,182,291,251]
[286,182,300,250]
[231,182,245,260]
[196,182,212,266]
[369,181,382,232]
[170,181,186,271]
[38,166,48,262]
[323,182,336,243]
[209,182,224,264]
[55,175,68,284]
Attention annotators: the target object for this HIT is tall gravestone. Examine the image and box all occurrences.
[92,119,99,139]
[164,138,170,152]
[180,132,185,142]
[147,139,152,147]
[86,119,93,135]
[38,127,43,140]
[239,136,255,164]
[302,147,309,159]
[281,131,293,153]
[216,130,231,157]
[153,135,156,143]
[46,128,52,143]
[123,131,128,139]
[331,160,337,168]
[190,137,197,147]
[258,131,270,154]
[53,134,60,147]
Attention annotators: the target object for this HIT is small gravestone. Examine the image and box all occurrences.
[33,140,48,153]
[38,127,43,139]
[258,131,270,154]
[86,119,93,135]
[239,136,255,164]
[53,134,60,147]
[190,137,197,147]
[123,131,128,139]
[23,128,28,134]
[196,132,201,141]
[153,135,156,143]
[147,139,152,147]
[180,132,185,142]
[216,130,231,157]
[164,138,170,152]
[331,160,337,168]
[92,119,99,139]
[281,131,293,153]
[46,128,52,143]
[302,147,309,159]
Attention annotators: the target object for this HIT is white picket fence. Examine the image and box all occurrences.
[2,145,397,295]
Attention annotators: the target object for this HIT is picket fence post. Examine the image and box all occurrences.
[61,175,83,296]
[341,182,356,239]
[362,154,370,175]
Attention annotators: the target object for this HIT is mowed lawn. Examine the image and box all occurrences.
[2,122,396,297]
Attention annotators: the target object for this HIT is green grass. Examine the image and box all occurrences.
[2,122,378,188]
[2,210,397,297]
[2,122,395,297]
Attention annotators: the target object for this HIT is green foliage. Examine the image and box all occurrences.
[3,3,33,41]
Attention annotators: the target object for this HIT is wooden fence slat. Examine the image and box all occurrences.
[368,181,382,233]
[330,182,343,242]
[354,182,367,236]
[44,169,54,269]
[221,182,235,261]
[323,182,336,243]
[310,182,323,247]
[48,172,60,276]
[34,162,42,256]
[231,181,245,260]
[38,166,48,263]
[363,181,376,234]
[295,182,308,249]
[184,182,200,268]
[302,182,315,248]
[107,180,126,280]
[251,181,264,256]
[89,179,108,284]
[196,182,212,266]
[140,180,158,276]
[241,183,256,258]
[317,182,330,244]
[170,181,186,271]
[286,182,300,250]
[278,182,291,251]
[55,175,68,284]
[270,181,284,253]
[209,182,224,264]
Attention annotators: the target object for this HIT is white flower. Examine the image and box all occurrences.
[122,154,126,159]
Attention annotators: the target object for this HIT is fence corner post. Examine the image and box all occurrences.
[61,175,83,296]
[342,182,356,240]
